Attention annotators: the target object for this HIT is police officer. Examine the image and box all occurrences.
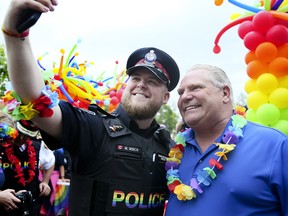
[2,1,180,215]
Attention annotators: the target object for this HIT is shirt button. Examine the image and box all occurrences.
[198,160,202,164]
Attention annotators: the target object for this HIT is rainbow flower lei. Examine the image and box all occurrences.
[3,139,36,186]
[166,114,247,201]
[0,122,36,186]
[2,85,59,121]
[0,122,18,141]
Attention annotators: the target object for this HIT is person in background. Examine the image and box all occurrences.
[165,64,288,216]
[0,112,55,216]
[175,119,187,134]
[63,149,71,180]
[2,0,180,215]
[53,148,69,182]
[0,189,23,212]
[38,141,56,184]
[40,148,69,216]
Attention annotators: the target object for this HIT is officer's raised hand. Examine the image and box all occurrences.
[2,0,58,34]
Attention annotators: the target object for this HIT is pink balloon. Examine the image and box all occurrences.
[116,89,123,99]
[252,11,275,34]
[109,90,116,97]
[110,96,120,105]
[275,18,288,28]
[266,25,288,46]
[244,31,265,51]
[238,21,254,39]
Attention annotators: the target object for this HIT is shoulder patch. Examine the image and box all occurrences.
[79,108,96,115]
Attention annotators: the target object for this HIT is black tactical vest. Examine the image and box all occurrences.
[69,105,173,216]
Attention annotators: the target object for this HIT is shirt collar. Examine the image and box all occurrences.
[184,117,234,147]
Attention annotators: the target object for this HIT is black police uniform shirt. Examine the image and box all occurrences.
[41,101,172,216]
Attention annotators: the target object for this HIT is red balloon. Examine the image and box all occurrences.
[109,90,116,97]
[266,24,288,46]
[275,18,288,28]
[244,31,265,51]
[116,90,123,100]
[252,11,275,34]
[238,21,254,39]
[98,100,104,106]
[110,96,120,105]
[213,44,221,54]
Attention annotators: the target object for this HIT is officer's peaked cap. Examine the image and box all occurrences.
[126,47,180,91]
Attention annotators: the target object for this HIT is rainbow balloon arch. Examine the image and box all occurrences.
[212,0,288,135]
[37,40,128,113]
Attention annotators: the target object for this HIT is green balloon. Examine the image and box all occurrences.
[280,108,288,120]
[246,108,257,122]
[272,120,288,135]
[256,103,280,126]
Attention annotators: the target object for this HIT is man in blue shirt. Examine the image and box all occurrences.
[166,64,288,216]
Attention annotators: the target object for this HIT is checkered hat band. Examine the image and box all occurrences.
[135,59,170,81]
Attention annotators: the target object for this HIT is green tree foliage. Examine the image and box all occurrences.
[0,44,9,96]
[156,104,179,136]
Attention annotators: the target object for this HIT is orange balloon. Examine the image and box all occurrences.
[245,51,256,64]
[246,60,267,79]
[277,43,288,59]
[108,103,116,112]
[255,42,277,63]
[268,57,288,78]
[214,0,224,6]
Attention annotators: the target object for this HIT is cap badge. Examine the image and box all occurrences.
[144,50,157,66]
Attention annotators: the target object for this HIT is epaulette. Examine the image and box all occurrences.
[88,104,118,118]
[154,127,174,148]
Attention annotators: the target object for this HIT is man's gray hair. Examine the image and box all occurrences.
[188,64,234,102]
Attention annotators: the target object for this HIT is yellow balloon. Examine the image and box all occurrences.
[245,79,257,94]
[279,0,288,8]
[247,90,269,110]
[279,76,288,88]
[269,88,288,108]
[256,73,278,94]
[230,13,241,20]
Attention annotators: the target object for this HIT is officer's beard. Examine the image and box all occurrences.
[121,94,162,120]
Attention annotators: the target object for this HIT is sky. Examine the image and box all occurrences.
[0,0,252,111]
